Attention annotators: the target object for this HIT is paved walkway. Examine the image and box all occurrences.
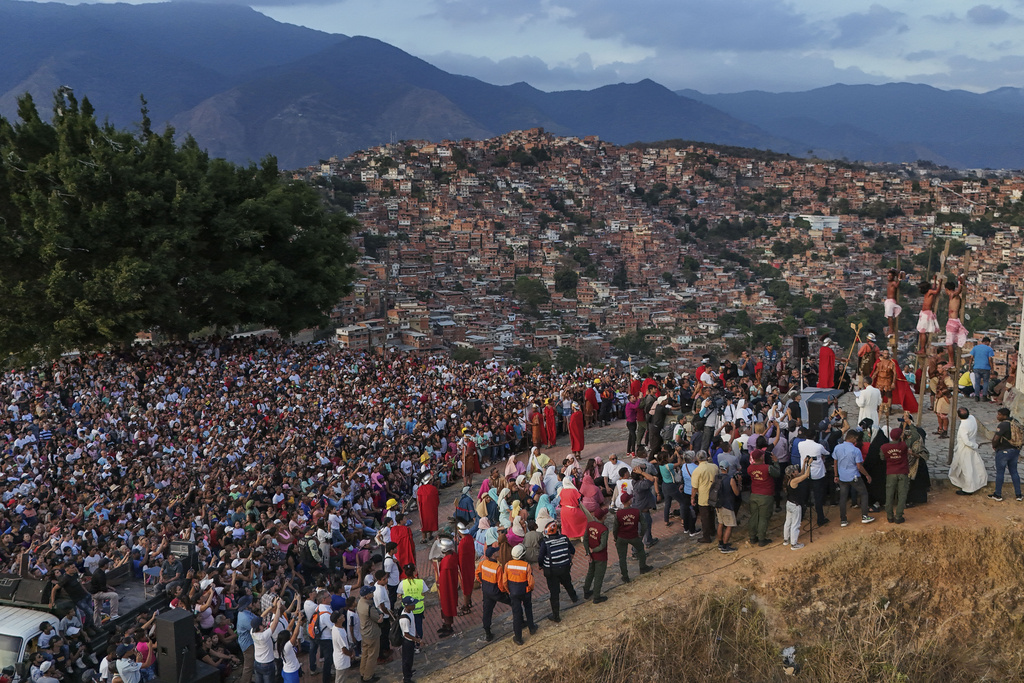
[331,399,1021,681]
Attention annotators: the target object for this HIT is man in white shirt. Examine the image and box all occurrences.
[382,543,401,610]
[330,611,352,683]
[797,430,831,527]
[314,592,334,683]
[372,570,393,659]
[251,603,281,683]
[601,454,624,492]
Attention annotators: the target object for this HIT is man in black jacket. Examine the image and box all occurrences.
[537,521,577,622]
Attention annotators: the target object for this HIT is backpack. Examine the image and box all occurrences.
[660,422,676,442]
[307,607,327,640]
[706,470,723,508]
[390,614,409,648]
[1010,418,1024,448]
[303,537,325,569]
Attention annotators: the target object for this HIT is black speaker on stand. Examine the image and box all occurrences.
[793,335,809,359]
[793,335,809,391]
[156,609,196,683]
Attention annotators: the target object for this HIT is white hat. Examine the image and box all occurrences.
[867,333,876,341]
[421,474,432,485]
[66,626,81,636]
[822,337,831,346]
[511,544,526,560]
[200,579,214,591]
[41,662,52,673]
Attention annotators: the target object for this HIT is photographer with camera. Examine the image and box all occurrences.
[796,428,832,527]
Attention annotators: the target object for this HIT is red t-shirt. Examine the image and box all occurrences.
[881,442,909,475]
[748,463,775,496]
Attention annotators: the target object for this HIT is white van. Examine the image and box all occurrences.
[0,607,60,679]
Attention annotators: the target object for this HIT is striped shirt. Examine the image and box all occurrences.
[538,534,574,569]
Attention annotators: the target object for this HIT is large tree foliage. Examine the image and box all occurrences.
[0,91,358,357]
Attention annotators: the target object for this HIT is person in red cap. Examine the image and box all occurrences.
[881,428,909,524]
[611,492,652,583]
[747,448,779,547]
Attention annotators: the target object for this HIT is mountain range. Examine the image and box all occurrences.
[3,0,1024,169]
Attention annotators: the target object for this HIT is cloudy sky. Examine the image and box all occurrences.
[63,0,1024,92]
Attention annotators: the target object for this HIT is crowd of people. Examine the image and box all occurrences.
[2,324,1018,683]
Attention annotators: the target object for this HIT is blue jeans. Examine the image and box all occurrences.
[974,369,991,398]
[995,448,1021,498]
[254,661,277,683]
[640,510,654,545]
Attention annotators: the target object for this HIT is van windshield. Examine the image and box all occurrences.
[0,634,24,670]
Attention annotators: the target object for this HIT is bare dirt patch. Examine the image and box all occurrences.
[427,487,1024,683]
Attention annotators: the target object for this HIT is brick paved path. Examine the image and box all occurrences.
[315,399,1018,681]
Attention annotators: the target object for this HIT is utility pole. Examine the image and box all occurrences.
[946,251,971,466]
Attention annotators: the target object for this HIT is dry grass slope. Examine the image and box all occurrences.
[521,527,1024,683]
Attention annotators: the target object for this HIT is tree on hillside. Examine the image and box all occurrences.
[554,345,580,373]
[0,91,358,357]
[554,267,579,296]
[514,276,549,314]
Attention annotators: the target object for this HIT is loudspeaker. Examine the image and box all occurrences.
[793,335,809,359]
[0,574,20,601]
[193,661,219,683]
[14,578,50,604]
[805,392,832,430]
[156,609,196,683]
[169,541,198,571]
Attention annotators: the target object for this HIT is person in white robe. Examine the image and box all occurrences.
[856,384,882,428]
[949,408,987,494]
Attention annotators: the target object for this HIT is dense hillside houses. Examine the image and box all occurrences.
[293,129,1024,372]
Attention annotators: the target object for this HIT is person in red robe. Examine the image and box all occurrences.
[456,524,476,614]
[817,337,836,389]
[543,400,557,447]
[629,374,643,399]
[390,514,417,577]
[437,539,460,636]
[890,363,919,415]
[558,478,587,541]
[416,474,440,544]
[584,383,599,428]
[640,374,659,398]
[569,402,585,456]
[530,406,543,448]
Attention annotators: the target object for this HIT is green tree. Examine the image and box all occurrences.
[514,276,550,313]
[555,345,580,372]
[451,346,482,363]
[0,91,358,357]
[554,267,579,296]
